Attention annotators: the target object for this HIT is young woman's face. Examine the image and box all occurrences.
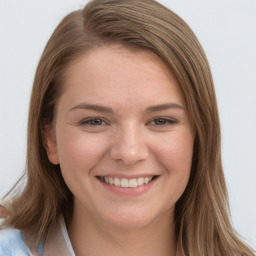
[46,44,194,230]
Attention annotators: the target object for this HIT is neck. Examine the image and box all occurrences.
[68,206,177,256]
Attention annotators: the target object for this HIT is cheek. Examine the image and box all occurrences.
[56,128,108,174]
[152,130,194,175]
[152,130,194,206]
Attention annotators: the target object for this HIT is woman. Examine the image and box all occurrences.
[0,0,254,255]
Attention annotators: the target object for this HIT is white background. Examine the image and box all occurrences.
[0,0,255,249]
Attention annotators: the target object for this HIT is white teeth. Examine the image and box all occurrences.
[114,178,121,186]
[109,177,114,185]
[137,177,144,186]
[99,176,155,188]
[121,178,129,188]
[128,179,137,188]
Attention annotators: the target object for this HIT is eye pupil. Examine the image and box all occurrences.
[90,119,102,125]
[154,118,167,125]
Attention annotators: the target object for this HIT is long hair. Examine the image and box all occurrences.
[1,0,254,255]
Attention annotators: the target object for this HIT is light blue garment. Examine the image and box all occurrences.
[0,216,75,256]
[0,228,44,256]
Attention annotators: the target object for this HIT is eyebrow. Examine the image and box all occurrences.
[69,102,185,113]
[70,103,114,113]
[145,103,185,113]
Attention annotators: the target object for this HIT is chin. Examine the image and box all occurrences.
[98,206,169,231]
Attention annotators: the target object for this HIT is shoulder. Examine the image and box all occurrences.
[0,228,31,256]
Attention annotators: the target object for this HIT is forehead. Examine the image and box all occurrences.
[61,44,184,109]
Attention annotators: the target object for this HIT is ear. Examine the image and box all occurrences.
[42,124,60,165]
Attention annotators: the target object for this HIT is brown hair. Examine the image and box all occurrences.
[1,0,254,255]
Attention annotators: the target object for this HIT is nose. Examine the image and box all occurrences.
[110,124,149,165]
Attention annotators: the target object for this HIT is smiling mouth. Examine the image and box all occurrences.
[97,176,158,188]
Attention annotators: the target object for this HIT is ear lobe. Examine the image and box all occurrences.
[43,125,60,165]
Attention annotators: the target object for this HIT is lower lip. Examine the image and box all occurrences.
[97,177,159,196]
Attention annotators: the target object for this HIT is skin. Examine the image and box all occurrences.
[45,44,195,256]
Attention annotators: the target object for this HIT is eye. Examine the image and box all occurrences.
[150,118,176,126]
[80,118,107,126]
[77,117,109,132]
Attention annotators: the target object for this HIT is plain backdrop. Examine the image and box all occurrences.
[0,0,255,249]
